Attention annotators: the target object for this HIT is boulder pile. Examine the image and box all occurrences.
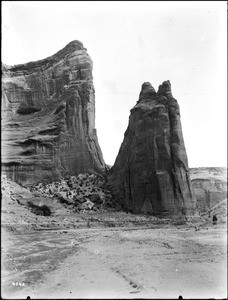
[27,200,52,216]
[30,173,114,212]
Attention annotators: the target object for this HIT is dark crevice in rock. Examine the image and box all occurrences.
[54,103,66,114]
[4,123,20,128]
[128,164,133,207]
[38,127,61,136]
[17,139,34,147]
[20,150,36,156]
[17,107,41,115]
[185,172,193,198]
[1,162,21,167]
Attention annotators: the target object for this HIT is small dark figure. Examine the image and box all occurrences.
[212,214,217,225]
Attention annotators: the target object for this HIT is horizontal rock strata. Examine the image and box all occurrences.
[109,81,197,216]
[2,41,105,186]
[189,167,227,213]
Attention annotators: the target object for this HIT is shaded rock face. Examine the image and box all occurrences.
[109,81,196,216]
[2,41,105,186]
[189,167,227,213]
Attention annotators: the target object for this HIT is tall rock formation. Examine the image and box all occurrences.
[109,81,196,216]
[2,40,105,186]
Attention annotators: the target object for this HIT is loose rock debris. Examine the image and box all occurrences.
[29,173,115,213]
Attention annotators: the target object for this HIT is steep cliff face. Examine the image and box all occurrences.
[189,167,227,212]
[109,81,196,216]
[2,41,105,186]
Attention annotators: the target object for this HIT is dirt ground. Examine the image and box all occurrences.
[1,178,227,299]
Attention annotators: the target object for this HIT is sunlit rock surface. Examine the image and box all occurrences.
[189,167,227,212]
[2,41,105,186]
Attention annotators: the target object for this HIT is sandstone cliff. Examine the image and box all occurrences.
[109,81,196,216]
[2,41,105,186]
[189,167,227,213]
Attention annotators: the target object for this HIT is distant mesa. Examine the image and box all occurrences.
[189,167,227,213]
[108,80,197,216]
[2,40,105,186]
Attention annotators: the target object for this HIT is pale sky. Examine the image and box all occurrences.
[2,1,227,167]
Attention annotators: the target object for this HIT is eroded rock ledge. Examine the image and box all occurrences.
[2,41,105,186]
[189,167,227,212]
[109,81,197,216]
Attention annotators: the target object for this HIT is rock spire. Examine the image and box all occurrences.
[109,81,196,216]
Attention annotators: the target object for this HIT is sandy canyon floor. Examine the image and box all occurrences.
[1,179,227,299]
